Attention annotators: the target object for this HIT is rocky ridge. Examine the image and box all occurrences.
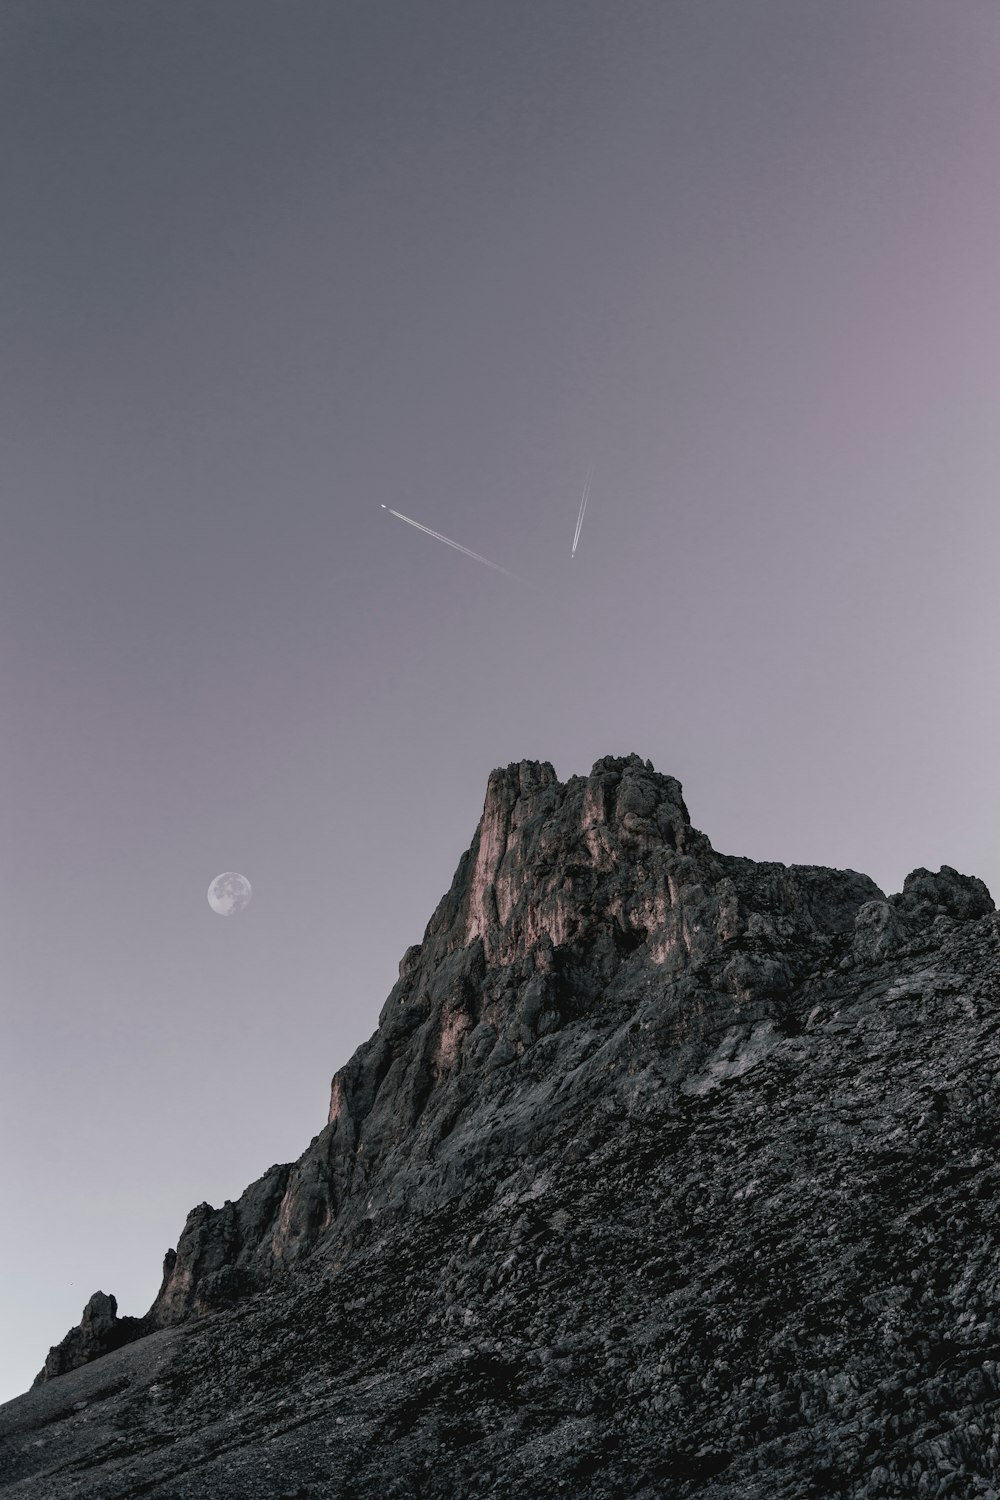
[3,754,1000,1498]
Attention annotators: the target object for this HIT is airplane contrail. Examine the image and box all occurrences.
[381,506,525,581]
[571,464,593,557]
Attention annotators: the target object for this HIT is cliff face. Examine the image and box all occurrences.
[8,756,1000,1500]
[116,755,887,1334]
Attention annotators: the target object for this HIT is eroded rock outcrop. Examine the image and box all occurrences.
[15,754,1000,1500]
[34,1293,148,1385]
[108,755,886,1335]
[40,756,963,1360]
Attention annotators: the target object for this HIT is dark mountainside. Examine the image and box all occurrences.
[4,755,1000,1500]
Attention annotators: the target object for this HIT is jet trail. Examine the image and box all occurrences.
[381,506,524,581]
[571,465,593,557]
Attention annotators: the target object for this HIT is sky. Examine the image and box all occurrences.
[3,0,1000,1402]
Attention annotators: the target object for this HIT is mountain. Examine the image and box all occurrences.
[2,754,1000,1499]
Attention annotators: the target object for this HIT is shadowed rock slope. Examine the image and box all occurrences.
[3,755,1000,1498]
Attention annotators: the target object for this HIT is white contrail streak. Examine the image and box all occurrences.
[381,506,524,581]
[571,465,593,557]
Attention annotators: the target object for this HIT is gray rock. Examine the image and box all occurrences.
[891,864,995,925]
[32,1291,149,1385]
[5,755,999,1499]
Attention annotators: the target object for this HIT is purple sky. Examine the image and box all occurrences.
[4,1,1000,1401]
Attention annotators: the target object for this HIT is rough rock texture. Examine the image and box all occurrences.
[4,755,1000,1498]
[31,1294,151,1385]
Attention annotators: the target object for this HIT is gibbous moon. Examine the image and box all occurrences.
[207,872,252,916]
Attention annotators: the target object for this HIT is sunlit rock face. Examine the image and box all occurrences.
[14,756,1000,1499]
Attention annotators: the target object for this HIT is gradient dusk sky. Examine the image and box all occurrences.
[4,1,1000,1401]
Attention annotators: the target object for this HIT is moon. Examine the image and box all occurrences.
[207,872,252,916]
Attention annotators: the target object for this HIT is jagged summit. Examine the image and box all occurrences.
[137,754,891,1339]
[34,755,990,1373]
[7,756,1000,1499]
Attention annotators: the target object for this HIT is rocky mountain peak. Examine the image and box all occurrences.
[35,753,904,1373]
[421,754,703,971]
[17,756,1000,1500]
